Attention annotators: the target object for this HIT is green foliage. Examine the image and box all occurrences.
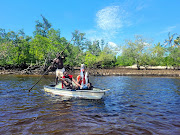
[167,47,180,68]
[96,52,115,68]
[122,35,151,69]
[0,29,31,65]
[0,42,13,65]
[151,42,166,66]
[29,35,57,63]
[72,30,86,51]
[164,32,177,47]
[0,16,179,70]
[86,40,101,56]
[84,52,96,68]
[64,45,84,67]
[13,39,30,64]
[163,34,180,68]
[116,56,134,66]
[103,44,114,54]
[139,53,151,69]
[33,15,52,37]
[174,36,180,47]
[100,39,105,51]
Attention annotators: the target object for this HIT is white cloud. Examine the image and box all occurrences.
[135,1,147,11]
[108,42,118,48]
[96,6,125,31]
[108,41,122,55]
[160,26,176,34]
[87,5,129,42]
[84,29,101,41]
[142,42,151,47]
[84,1,148,44]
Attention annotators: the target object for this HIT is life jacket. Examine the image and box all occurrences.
[77,74,86,85]
[62,75,73,88]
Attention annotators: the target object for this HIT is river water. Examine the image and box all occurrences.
[0,75,179,134]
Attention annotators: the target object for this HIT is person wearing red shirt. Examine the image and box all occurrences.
[62,71,81,89]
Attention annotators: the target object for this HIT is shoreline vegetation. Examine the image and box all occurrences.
[1,16,180,77]
[0,66,180,77]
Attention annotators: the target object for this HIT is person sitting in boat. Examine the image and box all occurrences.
[77,64,92,90]
[48,52,65,85]
[62,71,82,89]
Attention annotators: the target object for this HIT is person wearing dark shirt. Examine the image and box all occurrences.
[48,53,65,85]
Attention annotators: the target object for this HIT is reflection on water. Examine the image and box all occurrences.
[0,75,180,134]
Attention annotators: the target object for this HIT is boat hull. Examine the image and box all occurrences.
[44,85,109,99]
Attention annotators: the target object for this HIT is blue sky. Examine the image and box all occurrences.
[1,0,180,48]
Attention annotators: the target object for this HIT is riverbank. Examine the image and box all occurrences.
[88,68,180,77]
[0,67,180,77]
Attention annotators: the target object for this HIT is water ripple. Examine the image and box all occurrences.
[0,75,180,134]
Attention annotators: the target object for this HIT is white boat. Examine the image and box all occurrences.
[44,83,109,100]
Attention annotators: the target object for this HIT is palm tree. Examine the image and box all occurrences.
[173,36,180,47]
[164,32,177,47]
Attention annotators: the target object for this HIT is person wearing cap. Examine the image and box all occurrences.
[48,53,65,85]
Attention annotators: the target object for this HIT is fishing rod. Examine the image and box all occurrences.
[28,36,74,92]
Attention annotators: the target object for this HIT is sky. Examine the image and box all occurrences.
[1,0,180,48]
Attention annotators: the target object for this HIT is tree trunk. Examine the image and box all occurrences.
[137,61,140,70]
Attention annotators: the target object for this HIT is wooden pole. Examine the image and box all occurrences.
[28,69,49,92]
[28,36,74,92]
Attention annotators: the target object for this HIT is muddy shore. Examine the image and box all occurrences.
[0,67,180,77]
[88,68,180,77]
